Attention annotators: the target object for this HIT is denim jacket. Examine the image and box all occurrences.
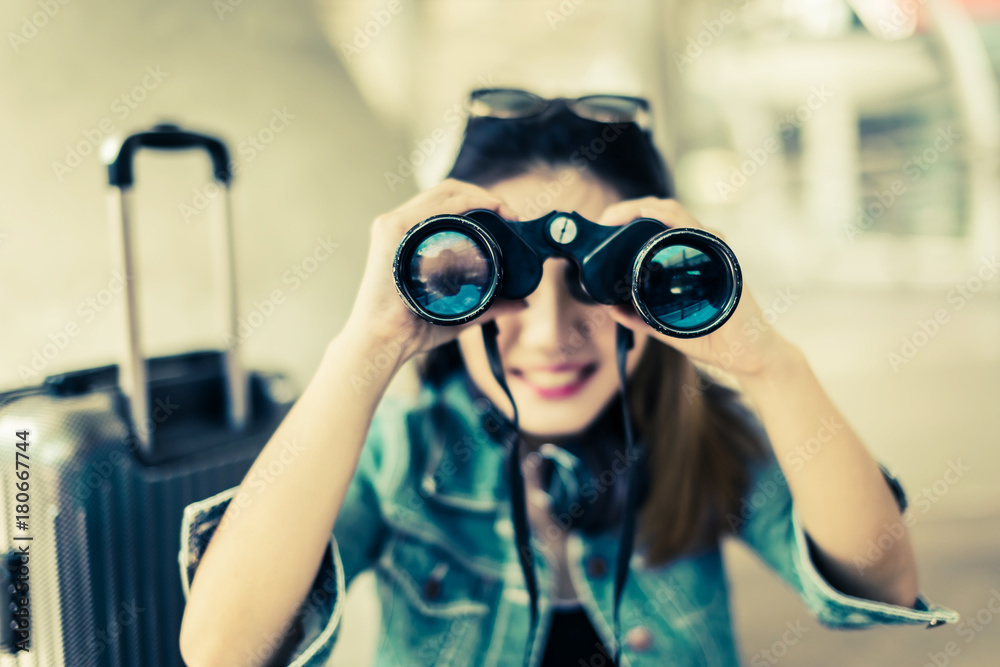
[178,372,959,666]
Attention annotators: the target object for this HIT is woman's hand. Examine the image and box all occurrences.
[598,198,920,607]
[597,197,795,378]
[341,179,527,364]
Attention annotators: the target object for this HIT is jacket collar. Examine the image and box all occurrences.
[415,371,512,513]
[414,370,650,525]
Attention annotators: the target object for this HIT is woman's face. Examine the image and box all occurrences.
[456,167,650,440]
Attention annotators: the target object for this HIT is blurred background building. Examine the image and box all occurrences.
[1,0,998,664]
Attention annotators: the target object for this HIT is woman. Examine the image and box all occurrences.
[177,90,958,667]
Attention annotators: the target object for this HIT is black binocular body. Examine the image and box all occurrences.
[393,209,742,338]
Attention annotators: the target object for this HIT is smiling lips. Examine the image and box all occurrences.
[509,362,599,399]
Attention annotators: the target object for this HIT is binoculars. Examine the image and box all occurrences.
[392,209,742,338]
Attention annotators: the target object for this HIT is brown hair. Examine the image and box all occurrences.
[626,339,768,565]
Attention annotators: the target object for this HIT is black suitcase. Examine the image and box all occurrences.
[0,125,295,666]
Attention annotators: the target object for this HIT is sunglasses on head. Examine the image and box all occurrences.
[468,88,651,129]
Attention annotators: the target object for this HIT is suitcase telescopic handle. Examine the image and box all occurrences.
[107,123,232,188]
[103,123,249,457]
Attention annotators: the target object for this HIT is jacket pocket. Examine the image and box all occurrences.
[376,530,495,665]
[179,486,240,599]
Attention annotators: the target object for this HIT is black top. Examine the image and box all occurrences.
[540,603,615,667]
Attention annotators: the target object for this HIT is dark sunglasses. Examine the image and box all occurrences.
[468,88,651,129]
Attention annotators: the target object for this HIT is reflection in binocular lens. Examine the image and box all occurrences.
[407,230,493,316]
[639,244,730,331]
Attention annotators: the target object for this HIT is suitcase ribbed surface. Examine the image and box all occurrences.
[0,369,290,666]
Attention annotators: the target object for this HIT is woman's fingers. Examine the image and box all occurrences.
[351,178,523,359]
[381,180,517,242]
[596,197,655,227]
[596,197,728,242]
[596,197,692,227]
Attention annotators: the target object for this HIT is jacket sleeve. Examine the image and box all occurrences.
[177,396,403,666]
[734,453,960,629]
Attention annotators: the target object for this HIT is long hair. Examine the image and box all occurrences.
[419,103,768,565]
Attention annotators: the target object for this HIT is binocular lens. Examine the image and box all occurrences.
[405,230,495,317]
[636,237,738,335]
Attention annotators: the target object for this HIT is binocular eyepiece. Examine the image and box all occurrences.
[392,209,742,338]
